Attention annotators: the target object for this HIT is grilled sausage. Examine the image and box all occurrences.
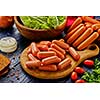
[27,47,32,54]
[50,43,66,55]
[26,60,41,69]
[37,51,56,59]
[65,24,84,40]
[82,16,100,24]
[48,48,65,60]
[97,29,100,34]
[31,42,39,56]
[39,64,57,71]
[28,53,37,61]
[92,24,100,30]
[52,40,69,50]
[67,17,82,32]
[73,28,93,47]
[42,56,61,65]
[37,44,48,51]
[85,22,92,28]
[77,32,99,50]
[58,58,71,70]
[59,39,65,42]
[39,41,51,46]
[67,26,86,44]
[68,47,80,61]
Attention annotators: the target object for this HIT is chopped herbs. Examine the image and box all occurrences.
[19,16,65,29]
[82,58,100,83]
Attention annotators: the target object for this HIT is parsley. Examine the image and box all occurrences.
[82,58,100,83]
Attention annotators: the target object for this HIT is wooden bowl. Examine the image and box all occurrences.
[14,16,67,41]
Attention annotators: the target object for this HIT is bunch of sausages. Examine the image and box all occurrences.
[26,39,80,71]
[65,16,100,50]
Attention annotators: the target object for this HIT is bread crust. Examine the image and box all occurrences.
[0,54,10,71]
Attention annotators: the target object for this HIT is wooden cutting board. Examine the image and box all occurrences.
[20,44,99,79]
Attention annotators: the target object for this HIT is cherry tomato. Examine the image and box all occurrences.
[75,79,86,83]
[71,72,78,81]
[74,67,85,74]
[83,60,94,68]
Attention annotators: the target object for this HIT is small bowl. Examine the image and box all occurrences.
[14,16,67,41]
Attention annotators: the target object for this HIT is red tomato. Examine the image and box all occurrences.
[71,72,78,81]
[83,60,94,67]
[75,79,86,83]
[74,67,85,74]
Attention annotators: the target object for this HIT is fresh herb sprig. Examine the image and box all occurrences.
[82,58,100,83]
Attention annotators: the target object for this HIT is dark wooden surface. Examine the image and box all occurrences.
[0,16,100,83]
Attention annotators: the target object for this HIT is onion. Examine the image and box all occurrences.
[0,16,14,28]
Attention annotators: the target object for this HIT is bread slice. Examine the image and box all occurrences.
[0,67,8,76]
[0,54,10,75]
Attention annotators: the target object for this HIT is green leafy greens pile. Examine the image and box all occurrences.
[19,16,65,29]
[82,58,100,83]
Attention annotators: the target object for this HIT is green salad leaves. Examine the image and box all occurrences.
[82,58,100,83]
[19,16,65,29]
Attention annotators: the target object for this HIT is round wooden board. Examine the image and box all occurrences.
[20,44,99,79]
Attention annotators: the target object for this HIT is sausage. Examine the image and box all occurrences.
[59,39,65,42]
[77,32,99,50]
[64,24,84,40]
[27,47,32,54]
[73,28,93,47]
[28,53,37,61]
[67,26,86,44]
[37,51,56,59]
[39,41,51,46]
[39,65,57,71]
[52,40,69,50]
[68,47,80,61]
[92,24,100,30]
[82,16,100,24]
[85,22,92,28]
[48,48,65,60]
[42,56,61,65]
[97,29,100,34]
[26,60,41,69]
[67,17,82,32]
[37,44,48,51]
[50,43,66,55]
[58,58,72,70]
[31,42,39,56]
